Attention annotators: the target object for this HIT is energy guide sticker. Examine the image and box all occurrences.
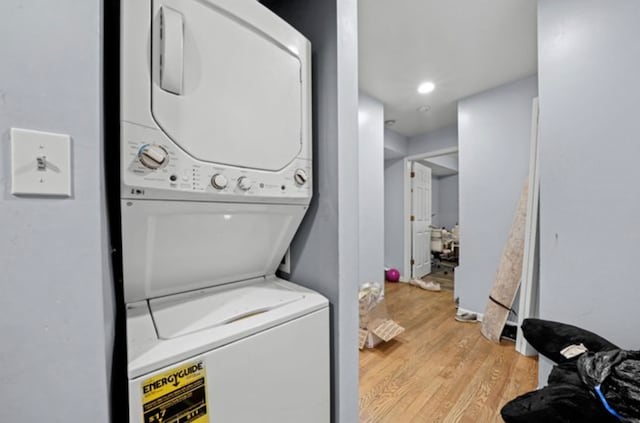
[142,360,209,423]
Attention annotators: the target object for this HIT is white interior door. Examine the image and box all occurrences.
[412,161,432,278]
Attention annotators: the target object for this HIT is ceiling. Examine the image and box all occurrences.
[359,0,537,137]
[422,153,458,177]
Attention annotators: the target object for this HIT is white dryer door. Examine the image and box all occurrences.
[150,0,303,171]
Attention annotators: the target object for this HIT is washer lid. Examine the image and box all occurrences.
[151,0,305,171]
[121,200,307,304]
[149,279,306,339]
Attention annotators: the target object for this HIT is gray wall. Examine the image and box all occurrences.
[382,129,409,277]
[384,128,409,159]
[430,174,458,232]
[537,0,640,383]
[438,174,459,229]
[0,1,113,421]
[431,176,441,228]
[262,1,360,422]
[384,158,406,274]
[409,124,458,156]
[358,94,384,285]
[456,75,537,315]
[425,154,458,173]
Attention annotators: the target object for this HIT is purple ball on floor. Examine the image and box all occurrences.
[386,268,400,282]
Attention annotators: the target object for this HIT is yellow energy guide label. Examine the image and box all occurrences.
[142,360,209,423]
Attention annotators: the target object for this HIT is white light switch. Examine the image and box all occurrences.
[10,128,72,197]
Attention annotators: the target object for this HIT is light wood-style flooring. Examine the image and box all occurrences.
[359,282,537,423]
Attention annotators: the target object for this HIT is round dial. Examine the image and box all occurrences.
[294,169,308,186]
[211,174,228,190]
[138,144,169,169]
[237,176,253,191]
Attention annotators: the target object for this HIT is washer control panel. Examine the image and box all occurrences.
[138,144,169,170]
[122,123,311,201]
[211,173,228,189]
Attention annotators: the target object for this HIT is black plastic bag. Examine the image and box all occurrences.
[548,361,583,388]
[501,383,619,423]
[578,349,640,422]
[502,319,633,422]
[522,318,618,364]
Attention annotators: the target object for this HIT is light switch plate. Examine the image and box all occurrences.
[10,128,72,197]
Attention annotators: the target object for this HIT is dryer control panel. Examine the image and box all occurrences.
[121,123,311,202]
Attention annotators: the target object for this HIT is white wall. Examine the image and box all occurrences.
[383,125,408,274]
[425,154,458,173]
[456,75,537,315]
[384,158,406,274]
[409,124,458,156]
[430,174,458,233]
[537,0,640,384]
[384,128,409,159]
[359,94,384,285]
[0,1,113,421]
[431,176,441,228]
[261,1,360,421]
[438,174,459,229]
[430,174,458,231]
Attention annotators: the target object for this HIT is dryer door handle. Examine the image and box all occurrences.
[159,6,184,95]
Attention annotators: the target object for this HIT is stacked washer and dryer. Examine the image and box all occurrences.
[120,1,329,422]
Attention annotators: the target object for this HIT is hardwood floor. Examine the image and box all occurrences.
[359,282,537,423]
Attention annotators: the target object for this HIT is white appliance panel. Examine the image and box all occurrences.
[121,122,312,204]
[122,200,306,303]
[128,308,330,423]
[151,0,302,172]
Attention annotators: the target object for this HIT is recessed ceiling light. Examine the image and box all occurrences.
[417,82,435,94]
[417,105,431,113]
[384,119,396,127]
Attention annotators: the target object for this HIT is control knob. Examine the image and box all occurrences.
[211,174,228,190]
[138,144,169,169]
[294,169,308,186]
[237,176,253,191]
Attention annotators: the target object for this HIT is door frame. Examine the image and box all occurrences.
[402,147,459,281]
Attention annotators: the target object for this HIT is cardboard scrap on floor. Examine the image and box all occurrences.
[358,283,404,349]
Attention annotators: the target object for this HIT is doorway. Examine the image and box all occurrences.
[403,148,459,288]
